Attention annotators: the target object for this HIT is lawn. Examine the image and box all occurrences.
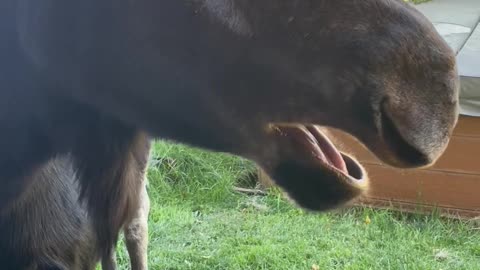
[114,140,480,270]
[405,0,432,4]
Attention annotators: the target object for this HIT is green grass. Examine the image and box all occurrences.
[405,0,432,4]
[113,141,480,270]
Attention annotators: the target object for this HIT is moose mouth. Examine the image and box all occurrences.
[264,123,368,211]
[270,124,366,183]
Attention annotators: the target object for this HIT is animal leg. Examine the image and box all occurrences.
[72,120,151,270]
[124,177,150,270]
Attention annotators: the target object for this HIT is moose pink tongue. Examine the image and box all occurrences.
[306,125,348,174]
[275,125,348,175]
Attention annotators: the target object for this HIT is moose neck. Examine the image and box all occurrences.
[15,0,351,153]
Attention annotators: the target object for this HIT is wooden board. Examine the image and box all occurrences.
[327,116,480,219]
[359,164,480,218]
[330,128,480,175]
[454,116,480,138]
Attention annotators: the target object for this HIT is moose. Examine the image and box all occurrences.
[0,0,459,268]
[0,145,151,269]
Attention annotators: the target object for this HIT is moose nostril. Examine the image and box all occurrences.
[380,106,437,168]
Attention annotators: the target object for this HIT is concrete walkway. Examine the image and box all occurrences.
[414,0,480,116]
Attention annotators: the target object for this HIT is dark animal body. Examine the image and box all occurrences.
[0,0,459,268]
[0,134,151,269]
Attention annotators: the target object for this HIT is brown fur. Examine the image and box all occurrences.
[0,133,151,270]
[0,0,460,265]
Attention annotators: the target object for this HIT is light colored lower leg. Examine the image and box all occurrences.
[124,181,150,270]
